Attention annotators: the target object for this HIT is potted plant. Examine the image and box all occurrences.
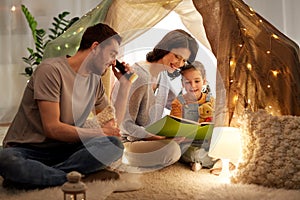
[21,4,78,76]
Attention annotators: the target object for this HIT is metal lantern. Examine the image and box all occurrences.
[62,171,87,200]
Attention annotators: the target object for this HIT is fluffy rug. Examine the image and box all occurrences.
[0,174,142,200]
[1,162,299,200]
[0,173,141,200]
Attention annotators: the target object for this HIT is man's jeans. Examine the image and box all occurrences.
[0,136,123,188]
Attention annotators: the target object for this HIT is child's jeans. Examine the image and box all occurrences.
[180,140,215,168]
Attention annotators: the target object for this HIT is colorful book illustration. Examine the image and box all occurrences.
[145,115,214,140]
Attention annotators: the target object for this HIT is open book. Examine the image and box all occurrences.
[145,115,214,140]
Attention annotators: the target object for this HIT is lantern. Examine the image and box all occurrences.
[61,171,87,200]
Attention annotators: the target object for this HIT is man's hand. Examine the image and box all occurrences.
[112,60,134,81]
[101,126,121,137]
[102,118,117,128]
[101,119,121,137]
[111,61,134,126]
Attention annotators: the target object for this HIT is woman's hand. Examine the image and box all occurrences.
[144,134,167,141]
[171,136,187,143]
[144,135,188,143]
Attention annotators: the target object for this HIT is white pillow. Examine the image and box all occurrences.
[232,110,300,189]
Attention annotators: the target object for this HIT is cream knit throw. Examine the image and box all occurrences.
[83,105,116,128]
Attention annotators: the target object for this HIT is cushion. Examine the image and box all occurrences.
[231,110,300,189]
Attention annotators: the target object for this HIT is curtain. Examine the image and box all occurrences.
[0,0,29,124]
[0,0,101,124]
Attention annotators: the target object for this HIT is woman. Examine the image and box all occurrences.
[117,29,199,170]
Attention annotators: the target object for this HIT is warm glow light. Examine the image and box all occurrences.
[230,59,236,68]
[271,70,279,77]
[266,50,271,54]
[259,19,263,23]
[78,27,84,32]
[238,44,243,48]
[247,63,252,70]
[11,6,16,12]
[267,85,271,88]
[209,127,242,183]
[272,34,279,39]
[233,95,238,103]
[218,159,231,183]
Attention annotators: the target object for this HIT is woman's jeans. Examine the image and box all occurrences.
[0,136,123,188]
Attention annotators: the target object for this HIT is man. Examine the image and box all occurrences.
[0,23,132,189]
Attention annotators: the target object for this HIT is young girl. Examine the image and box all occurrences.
[170,61,215,171]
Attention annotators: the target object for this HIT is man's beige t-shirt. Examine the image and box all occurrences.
[3,56,108,147]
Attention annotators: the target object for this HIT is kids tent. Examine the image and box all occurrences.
[44,0,300,127]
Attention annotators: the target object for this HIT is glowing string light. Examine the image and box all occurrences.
[11,6,16,12]
[247,63,252,70]
[272,34,279,39]
[233,95,238,104]
[271,70,279,77]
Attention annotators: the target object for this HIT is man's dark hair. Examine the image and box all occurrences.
[78,23,122,51]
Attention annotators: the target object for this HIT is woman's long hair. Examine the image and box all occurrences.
[146,29,198,63]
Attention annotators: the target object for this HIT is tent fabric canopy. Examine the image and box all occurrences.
[193,0,300,126]
[43,0,300,127]
[44,0,211,58]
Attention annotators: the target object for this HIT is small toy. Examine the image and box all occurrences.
[198,102,213,123]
